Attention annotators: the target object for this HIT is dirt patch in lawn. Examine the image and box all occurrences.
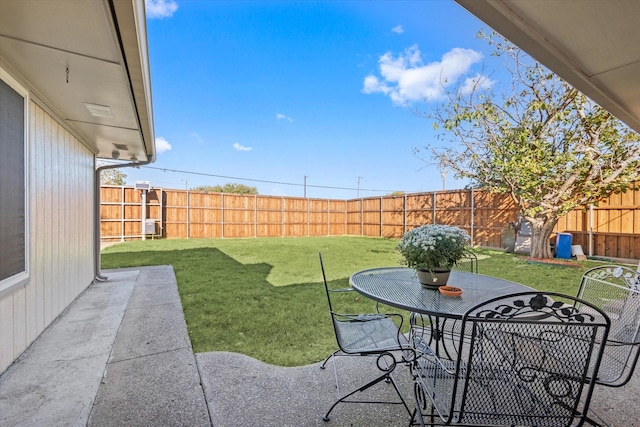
[525,257,582,268]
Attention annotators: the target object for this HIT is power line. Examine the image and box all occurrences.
[140,165,403,193]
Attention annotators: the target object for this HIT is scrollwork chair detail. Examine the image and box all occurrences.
[576,265,640,387]
[410,291,610,427]
[318,253,414,423]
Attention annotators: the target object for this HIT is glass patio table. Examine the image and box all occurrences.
[350,267,533,358]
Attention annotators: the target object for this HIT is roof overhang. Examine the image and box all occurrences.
[455,0,640,134]
[0,0,155,162]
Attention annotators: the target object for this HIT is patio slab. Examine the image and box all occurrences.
[196,351,415,427]
[88,348,209,426]
[1,264,639,426]
[0,270,136,426]
[108,301,191,362]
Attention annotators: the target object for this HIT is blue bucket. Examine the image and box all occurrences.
[555,233,572,259]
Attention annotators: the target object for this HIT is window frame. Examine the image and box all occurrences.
[0,67,30,298]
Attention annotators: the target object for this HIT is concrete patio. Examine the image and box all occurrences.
[0,265,638,426]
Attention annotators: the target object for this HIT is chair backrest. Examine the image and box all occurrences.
[576,265,640,386]
[441,292,610,426]
[319,252,357,313]
[452,249,478,274]
[318,252,408,356]
[318,252,335,313]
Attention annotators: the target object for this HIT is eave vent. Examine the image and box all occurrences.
[84,102,114,118]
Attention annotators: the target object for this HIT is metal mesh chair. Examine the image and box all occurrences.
[318,253,413,422]
[410,291,610,427]
[576,265,640,387]
[452,249,478,274]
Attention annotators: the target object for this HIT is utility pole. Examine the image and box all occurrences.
[304,176,308,198]
[440,167,446,191]
[357,176,362,198]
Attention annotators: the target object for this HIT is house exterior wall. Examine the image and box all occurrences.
[0,99,94,373]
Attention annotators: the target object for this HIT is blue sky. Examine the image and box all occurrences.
[125,0,498,199]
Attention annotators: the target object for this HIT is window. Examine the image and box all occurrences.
[0,69,29,295]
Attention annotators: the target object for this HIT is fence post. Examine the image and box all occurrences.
[344,200,347,236]
[327,200,330,236]
[470,188,475,246]
[380,196,383,237]
[589,203,594,257]
[307,197,310,237]
[433,192,437,224]
[158,188,163,239]
[403,194,407,234]
[360,199,364,236]
[120,186,125,241]
[186,190,190,239]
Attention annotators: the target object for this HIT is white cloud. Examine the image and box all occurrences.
[233,142,252,151]
[155,136,172,153]
[362,45,489,105]
[145,0,178,19]
[276,113,293,122]
[392,25,404,34]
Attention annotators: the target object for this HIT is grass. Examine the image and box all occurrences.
[101,236,607,367]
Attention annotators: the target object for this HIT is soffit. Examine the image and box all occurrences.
[0,0,154,162]
[455,0,640,134]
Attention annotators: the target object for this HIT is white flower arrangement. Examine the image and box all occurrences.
[397,224,471,272]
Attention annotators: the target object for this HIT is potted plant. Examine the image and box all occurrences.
[397,224,471,287]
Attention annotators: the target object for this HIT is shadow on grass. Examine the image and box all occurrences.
[101,247,372,367]
[101,243,598,366]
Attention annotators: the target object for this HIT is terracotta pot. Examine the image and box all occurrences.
[439,286,463,297]
[416,268,451,287]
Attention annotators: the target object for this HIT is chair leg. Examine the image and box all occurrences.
[323,370,409,421]
[322,352,411,422]
[408,407,426,427]
[320,350,339,370]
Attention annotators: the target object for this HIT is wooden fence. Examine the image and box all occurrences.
[100,185,640,260]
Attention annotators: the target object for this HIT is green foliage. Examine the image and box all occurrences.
[422,31,640,258]
[191,182,259,194]
[100,168,127,185]
[396,225,470,270]
[101,237,609,367]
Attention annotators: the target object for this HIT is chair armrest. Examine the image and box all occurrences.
[412,333,457,374]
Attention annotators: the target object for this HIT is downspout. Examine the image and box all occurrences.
[94,156,153,281]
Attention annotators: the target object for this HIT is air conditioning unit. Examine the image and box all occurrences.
[135,181,150,191]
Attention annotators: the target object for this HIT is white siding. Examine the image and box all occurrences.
[0,100,94,373]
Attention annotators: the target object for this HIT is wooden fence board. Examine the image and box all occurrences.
[100,185,640,260]
[164,223,186,239]
[101,187,122,203]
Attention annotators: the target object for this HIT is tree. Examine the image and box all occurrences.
[100,168,127,185]
[421,32,640,258]
[191,182,259,194]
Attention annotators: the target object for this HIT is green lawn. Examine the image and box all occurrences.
[100,236,606,366]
